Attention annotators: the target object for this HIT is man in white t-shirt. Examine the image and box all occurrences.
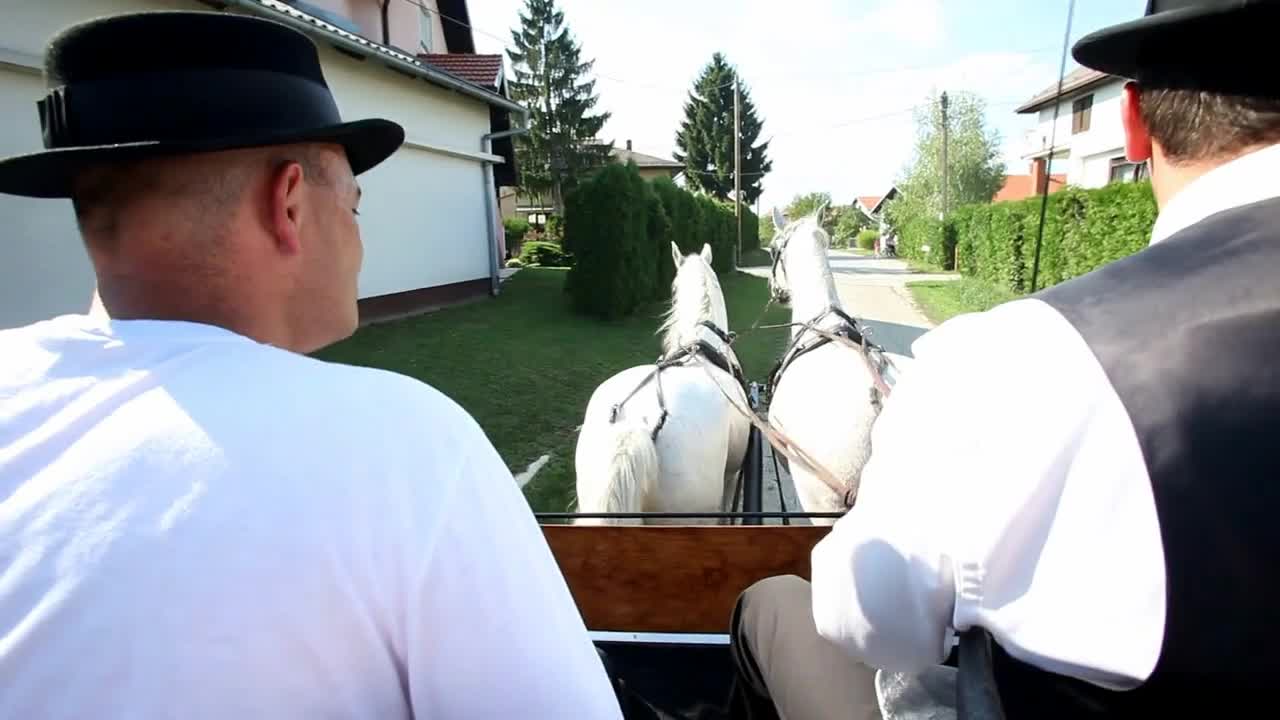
[0,11,621,719]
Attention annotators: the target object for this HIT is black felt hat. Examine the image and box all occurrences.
[1073,0,1280,93]
[0,10,405,198]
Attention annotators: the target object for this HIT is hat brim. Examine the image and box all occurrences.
[0,118,405,199]
[1073,5,1280,81]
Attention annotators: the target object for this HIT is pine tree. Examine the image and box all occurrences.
[507,0,611,214]
[674,53,771,204]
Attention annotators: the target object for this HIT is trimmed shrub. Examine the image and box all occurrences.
[856,229,879,251]
[563,162,654,319]
[646,183,674,297]
[519,240,572,268]
[503,217,530,248]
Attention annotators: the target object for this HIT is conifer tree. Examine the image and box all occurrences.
[674,53,771,203]
[507,0,611,213]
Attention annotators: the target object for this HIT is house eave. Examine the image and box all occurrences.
[200,0,527,116]
[1015,74,1117,114]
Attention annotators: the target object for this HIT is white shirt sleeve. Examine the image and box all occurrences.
[403,435,622,719]
[809,300,1165,685]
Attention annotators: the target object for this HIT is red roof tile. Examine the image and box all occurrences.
[993,173,1066,202]
[419,53,503,89]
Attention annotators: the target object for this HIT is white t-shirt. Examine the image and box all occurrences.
[0,314,621,719]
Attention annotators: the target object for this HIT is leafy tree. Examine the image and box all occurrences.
[887,90,1005,225]
[507,0,612,213]
[674,53,771,204]
[785,192,836,235]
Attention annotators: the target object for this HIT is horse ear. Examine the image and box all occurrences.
[772,206,787,231]
[671,242,683,269]
[700,243,713,265]
[814,200,829,221]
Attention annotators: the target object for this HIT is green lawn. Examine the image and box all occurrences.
[907,277,1022,325]
[313,268,791,513]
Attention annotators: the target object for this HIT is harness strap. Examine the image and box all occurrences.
[608,335,747,443]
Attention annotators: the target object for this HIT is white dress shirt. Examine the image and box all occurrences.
[810,142,1280,690]
[0,315,622,719]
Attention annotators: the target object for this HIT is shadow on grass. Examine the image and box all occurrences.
[313,268,791,513]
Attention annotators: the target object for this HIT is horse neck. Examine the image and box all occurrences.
[785,236,842,335]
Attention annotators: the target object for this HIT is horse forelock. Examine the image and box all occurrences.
[660,254,722,355]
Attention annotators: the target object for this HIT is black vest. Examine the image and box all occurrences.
[988,196,1280,716]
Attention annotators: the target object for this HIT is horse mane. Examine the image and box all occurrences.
[659,254,716,356]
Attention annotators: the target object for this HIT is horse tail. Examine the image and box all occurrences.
[575,422,658,525]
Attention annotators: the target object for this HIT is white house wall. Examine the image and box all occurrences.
[0,0,497,329]
[0,63,97,330]
[312,42,492,299]
[1029,79,1127,189]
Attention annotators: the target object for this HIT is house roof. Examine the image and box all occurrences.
[207,0,523,115]
[993,173,1066,202]
[612,147,683,169]
[419,53,504,90]
[1015,67,1116,114]
[855,187,898,216]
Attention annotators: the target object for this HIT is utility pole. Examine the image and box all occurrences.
[940,91,949,219]
[733,80,743,270]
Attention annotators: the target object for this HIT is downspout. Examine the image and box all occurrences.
[482,117,530,297]
[379,0,390,46]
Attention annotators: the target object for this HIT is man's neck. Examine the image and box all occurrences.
[1149,142,1280,244]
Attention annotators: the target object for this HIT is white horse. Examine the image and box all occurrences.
[574,243,752,524]
[765,204,891,522]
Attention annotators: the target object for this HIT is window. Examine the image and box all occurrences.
[1109,156,1146,183]
[419,6,434,52]
[1072,94,1093,134]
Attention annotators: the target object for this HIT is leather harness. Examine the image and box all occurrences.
[608,320,749,442]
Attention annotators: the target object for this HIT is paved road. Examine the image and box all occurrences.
[742,250,958,522]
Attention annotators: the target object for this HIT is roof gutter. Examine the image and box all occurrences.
[206,0,526,115]
[481,124,530,297]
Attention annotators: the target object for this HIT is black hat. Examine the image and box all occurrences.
[1073,1,1280,92]
[0,10,405,198]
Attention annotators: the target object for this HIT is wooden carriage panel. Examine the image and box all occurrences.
[542,524,831,634]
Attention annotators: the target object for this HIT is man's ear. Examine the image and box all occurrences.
[1121,81,1153,163]
[267,160,307,255]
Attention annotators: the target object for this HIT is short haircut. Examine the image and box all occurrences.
[1138,87,1280,164]
[71,146,332,242]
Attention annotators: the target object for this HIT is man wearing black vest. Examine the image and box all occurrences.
[727,2,1280,718]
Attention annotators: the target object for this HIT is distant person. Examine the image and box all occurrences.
[729,1,1280,718]
[0,11,620,719]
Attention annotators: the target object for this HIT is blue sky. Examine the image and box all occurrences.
[466,0,1146,212]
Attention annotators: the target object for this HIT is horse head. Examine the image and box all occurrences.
[768,202,830,304]
[662,242,728,356]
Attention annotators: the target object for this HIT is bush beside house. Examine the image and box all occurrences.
[896,180,1157,294]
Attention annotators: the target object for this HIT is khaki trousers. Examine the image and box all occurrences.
[731,575,883,720]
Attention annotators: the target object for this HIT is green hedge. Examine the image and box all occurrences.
[902,181,1157,293]
[562,163,746,319]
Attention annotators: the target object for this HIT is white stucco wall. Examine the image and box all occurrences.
[1028,79,1127,189]
[0,0,499,329]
